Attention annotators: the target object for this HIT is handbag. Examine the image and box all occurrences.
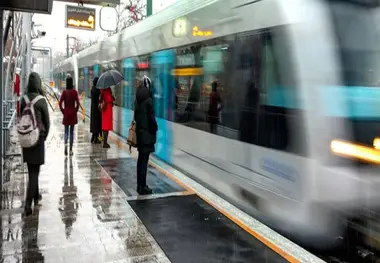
[127,121,137,153]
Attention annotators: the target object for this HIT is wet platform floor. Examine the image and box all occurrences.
[0,110,292,263]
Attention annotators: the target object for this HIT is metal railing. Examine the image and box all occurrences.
[0,11,25,189]
[2,100,17,157]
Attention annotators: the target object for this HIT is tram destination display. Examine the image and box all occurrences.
[65,5,96,31]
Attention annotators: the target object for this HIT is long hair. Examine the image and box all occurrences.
[66,76,74,90]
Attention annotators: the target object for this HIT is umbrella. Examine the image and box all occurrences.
[96,69,124,89]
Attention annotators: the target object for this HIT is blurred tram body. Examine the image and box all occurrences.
[54,0,380,249]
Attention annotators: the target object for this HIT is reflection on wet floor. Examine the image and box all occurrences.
[0,111,171,263]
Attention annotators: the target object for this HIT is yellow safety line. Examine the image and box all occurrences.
[108,134,300,263]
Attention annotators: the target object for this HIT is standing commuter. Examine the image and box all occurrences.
[59,76,80,156]
[134,76,157,195]
[20,72,50,216]
[90,77,102,144]
[99,86,114,148]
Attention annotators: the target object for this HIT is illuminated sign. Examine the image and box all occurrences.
[173,17,188,37]
[192,26,213,37]
[171,68,204,76]
[65,5,96,31]
[137,63,149,69]
[49,81,55,88]
[374,138,380,150]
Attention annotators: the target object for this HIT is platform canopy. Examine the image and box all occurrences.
[1,0,54,14]
[54,0,120,6]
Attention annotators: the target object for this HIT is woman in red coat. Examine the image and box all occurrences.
[100,87,114,148]
[59,76,80,156]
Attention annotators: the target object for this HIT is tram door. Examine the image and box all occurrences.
[122,58,135,110]
[151,50,176,162]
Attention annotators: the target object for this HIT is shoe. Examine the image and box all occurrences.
[103,143,110,149]
[137,185,153,195]
[91,135,95,144]
[70,148,74,156]
[34,193,42,205]
[64,147,68,156]
[23,207,33,217]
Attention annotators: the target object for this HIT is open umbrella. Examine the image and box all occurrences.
[96,69,124,89]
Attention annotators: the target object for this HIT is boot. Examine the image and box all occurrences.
[34,193,42,207]
[23,202,33,217]
[103,132,110,148]
[137,185,153,195]
[64,144,68,156]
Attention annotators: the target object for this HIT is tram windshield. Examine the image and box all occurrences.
[327,0,380,165]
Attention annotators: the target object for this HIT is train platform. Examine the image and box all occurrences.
[0,110,325,263]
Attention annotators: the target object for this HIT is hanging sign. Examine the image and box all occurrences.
[65,5,96,31]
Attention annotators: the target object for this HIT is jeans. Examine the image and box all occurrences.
[25,163,40,208]
[64,125,74,148]
[137,152,150,188]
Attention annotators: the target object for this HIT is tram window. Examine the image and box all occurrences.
[78,68,84,95]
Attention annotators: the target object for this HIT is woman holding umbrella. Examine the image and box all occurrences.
[97,69,124,148]
[100,86,114,148]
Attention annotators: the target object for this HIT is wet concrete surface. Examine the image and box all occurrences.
[97,158,184,197]
[129,195,287,263]
[0,111,171,263]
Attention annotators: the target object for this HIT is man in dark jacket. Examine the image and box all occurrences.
[90,77,101,144]
[21,72,50,216]
[134,76,157,195]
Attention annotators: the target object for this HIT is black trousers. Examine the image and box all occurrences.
[137,152,150,188]
[25,163,40,208]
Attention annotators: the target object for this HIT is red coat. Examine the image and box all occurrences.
[14,74,20,116]
[14,74,20,96]
[101,88,113,131]
[59,89,80,126]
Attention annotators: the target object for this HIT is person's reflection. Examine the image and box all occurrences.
[208,81,222,134]
[22,207,44,262]
[58,158,79,239]
[239,80,259,144]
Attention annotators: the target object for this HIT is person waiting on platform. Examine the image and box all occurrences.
[21,72,50,216]
[99,86,114,148]
[134,76,157,195]
[90,77,102,144]
[59,76,80,156]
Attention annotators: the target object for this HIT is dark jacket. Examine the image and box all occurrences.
[90,77,102,134]
[21,72,50,165]
[134,86,157,153]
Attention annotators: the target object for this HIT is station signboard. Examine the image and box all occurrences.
[65,5,96,31]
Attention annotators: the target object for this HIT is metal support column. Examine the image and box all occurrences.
[147,0,152,16]
[66,34,69,58]
[0,10,4,187]
[25,14,32,79]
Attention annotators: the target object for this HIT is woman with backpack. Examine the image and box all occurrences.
[20,72,50,216]
[59,76,80,156]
